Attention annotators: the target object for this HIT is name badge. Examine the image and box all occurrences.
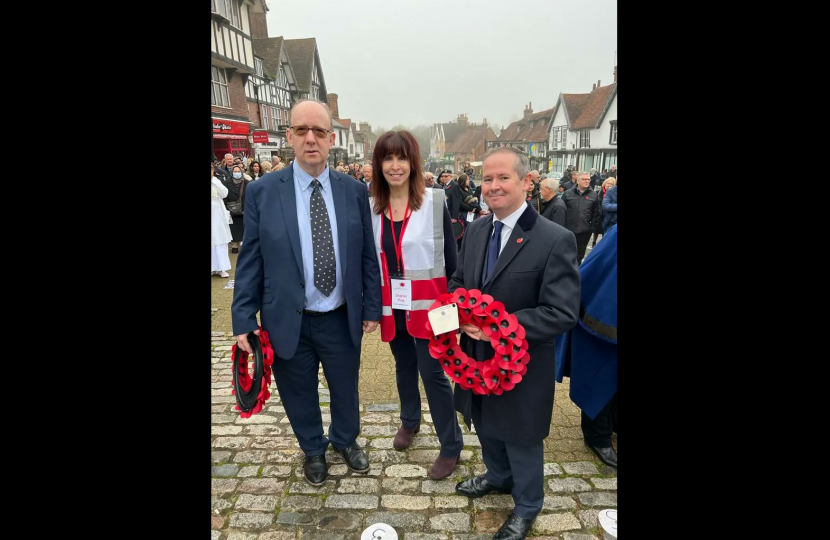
[466,211,475,222]
[391,279,412,310]
[427,303,460,336]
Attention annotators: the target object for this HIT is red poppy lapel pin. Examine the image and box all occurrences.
[517,238,523,244]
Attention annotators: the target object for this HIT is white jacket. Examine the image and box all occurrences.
[211,177,233,246]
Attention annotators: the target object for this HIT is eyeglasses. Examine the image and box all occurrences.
[289,125,330,138]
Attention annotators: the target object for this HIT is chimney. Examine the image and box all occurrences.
[249,12,268,39]
[592,83,596,91]
[483,118,488,128]
[614,65,617,81]
[457,114,468,127]
[597,79,601,88]
[327,93,339,119]
[523,102,533,118]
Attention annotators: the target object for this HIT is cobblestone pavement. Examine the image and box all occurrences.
[212,328,617,540]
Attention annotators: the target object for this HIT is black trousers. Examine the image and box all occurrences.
[389,310,464,458]
[574,231,593,264]
[473,395,544,519]
[272,306,361,455]
[581,392,618,447]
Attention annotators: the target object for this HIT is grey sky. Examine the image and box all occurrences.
[267,0,616,131]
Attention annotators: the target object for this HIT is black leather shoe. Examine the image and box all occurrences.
[587,445,617,468]
[335,442,370,473]
[494,514,534,540]
[455,475,512,498]
[303,454,328,486]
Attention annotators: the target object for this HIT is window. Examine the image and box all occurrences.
[553,128,561,150]
[255,58,263,77]
[579,130,590,149]
[261,104,269,130]
[350,144,354,154]
[211,66,230,108]
[278,67,289,89]
[270,107,279,133]
[211,0,241,29]
[311,86,319,100]
[610,121,617,145]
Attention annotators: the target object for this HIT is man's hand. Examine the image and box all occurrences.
[236,328,261,354]
[460,323,484,341]
[451,219,458,223]
[363,320,379,333]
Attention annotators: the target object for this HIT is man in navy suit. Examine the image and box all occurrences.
[232,99,382,486]
[450,147,580,540]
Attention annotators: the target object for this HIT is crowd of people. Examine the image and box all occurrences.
[219,98,617,540]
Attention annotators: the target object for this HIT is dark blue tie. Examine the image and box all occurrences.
[485,221,504,282]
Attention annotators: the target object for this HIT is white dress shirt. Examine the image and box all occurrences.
[491,202,528,256]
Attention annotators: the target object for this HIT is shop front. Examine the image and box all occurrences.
[252,133,292,163]
[212,118,252,160]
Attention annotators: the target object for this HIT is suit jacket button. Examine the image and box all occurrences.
[300,283,304,288]
[296,309,302,315]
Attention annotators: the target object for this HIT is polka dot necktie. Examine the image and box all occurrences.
[310,179,336,296]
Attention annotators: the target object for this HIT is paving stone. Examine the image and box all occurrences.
[238,466,260,478]
[370,438,394,449]
[266,405,286,414]
[368,450,407,464]
[577,510,598,529]
[542,496,577,511]
[213,451,233,463]
[258,532,297,540]
[289,480,336,494]
[261,465,292,477]
[235,494,279,511]
[577,492,617,507]
[410,436,441,448]
[382,495,432,510]
[213,396,238,404]
[214,415,237,424]
[561,462,598,475]
[238,479,286,494]
[423,414,433,423]
[453,535,492,540]
[211,527,223,538]
[213,425,244,436]
[534,513,581,533]
[297,533,344,540]
[463,435,481,448]
[328,465,349,476]
[433,495,469,509]
[561,534,601,540]
[282,496,323,510]
[407,450,455,463]
[229,513,275,529]
[429,513,470,532]
[473,494,514,510]
[361,425,399,436]
[367,403,399,412]
[213,437,251,450]
[597,465,617,477]
[543,463,564,476]
[267,449,305,462]
[364,512,425,529]
[385,464,427,478]
[337,478,380,494]
[243,425,283,436]
[212,405,230,413]
[547,478,592,493]
[212,464,239,477]
[234,451,269,463]
[317,512,363,531]
[212,478,239,495]
[212,496,233,512]
[589,477,616,490]
[475,510,511,533]
[362,413,394,423]
[275,512,316,526]
[420,479,457,494]
[226,532,257,540]
[325,495,379,509]
[382,478,420,493]
[236,415,279,424]
[251,437,298,449]
[404,535,448,540]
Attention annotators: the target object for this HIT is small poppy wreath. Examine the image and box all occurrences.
[230,327,275,418]
[425,289,529,395]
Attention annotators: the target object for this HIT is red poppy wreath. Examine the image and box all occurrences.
[425,288,529,395]
[230,327,275,418]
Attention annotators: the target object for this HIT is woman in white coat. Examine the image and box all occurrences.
[211,162,233,277]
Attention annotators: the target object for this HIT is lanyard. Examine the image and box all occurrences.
[381,201,411,275]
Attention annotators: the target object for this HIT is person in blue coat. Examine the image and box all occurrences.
[555,224,617,468]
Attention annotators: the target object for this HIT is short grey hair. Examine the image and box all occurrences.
[289,99,334,130]
[590,167,597,174]
[481,146,530,180]
[530,169,540,178]
[541,177,559,191]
